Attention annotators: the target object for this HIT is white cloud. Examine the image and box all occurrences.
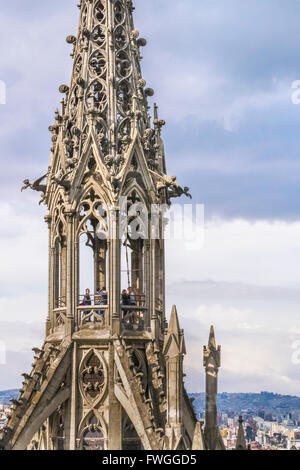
[0,202,47,322]
[164,218,300,394]
[0,205,299,393]
[166,218,300,287]
[0,0,299,395]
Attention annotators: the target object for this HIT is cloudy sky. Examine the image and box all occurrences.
[0,0,300,395]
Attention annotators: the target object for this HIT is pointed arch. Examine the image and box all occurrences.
[78,410,108,450]
[119,131,157,198]
[75,183,110,303]
[70,127,111,204]
[122,410,144,450]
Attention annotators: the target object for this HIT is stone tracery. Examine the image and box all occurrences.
[1,0,218,453]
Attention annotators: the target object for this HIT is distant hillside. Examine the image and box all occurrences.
[1,389,300,415]
[0,389,19,405]
[190,391,300,415]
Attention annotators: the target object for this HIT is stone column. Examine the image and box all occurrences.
[45,215,52,337]
[144,239,151,330]
[109,207,121,334]
[107,342,122,449]
[60,241,67,306]
[74,239,79,329]
[69,342,78,450]
[65,209,74,335]
[94,237,107,291]
[150,239,160,338]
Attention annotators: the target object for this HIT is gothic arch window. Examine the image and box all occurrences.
[82,415,105,451]
[77,192,109,318]
[50,407,65,451]
[122,412,143,450]
[121,189,147,295]
[53,217,67,310]
[120,189,149,330]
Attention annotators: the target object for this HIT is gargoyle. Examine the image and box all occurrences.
[156,174,192,200]
[21,173,47,194]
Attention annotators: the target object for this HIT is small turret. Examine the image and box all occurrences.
[163,305,186,448]
[203,326,225,450]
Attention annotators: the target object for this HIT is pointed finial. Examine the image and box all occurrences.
[60,98,65,116]
[203,325,221,368]
[192,421,205,450]
[236,416,247,450]
[163,305,186,356]
[154,103,159,123]
[208,325,216,349]
[153,103,165,133]
[168,305,181,336]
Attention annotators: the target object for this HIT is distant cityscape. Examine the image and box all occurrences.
[1,389,300,450]
[190,391,300,450]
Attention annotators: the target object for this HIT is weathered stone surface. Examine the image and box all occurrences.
[1,0,224,452]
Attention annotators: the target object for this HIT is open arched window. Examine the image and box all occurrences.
[50,407,65,450]
[122,411,143,450]
[82,415,105,450]
[77,190,109,325]
[53,217,67,310]
[120,190,148,330]
[78,196,108,293]
[121,190,147,298]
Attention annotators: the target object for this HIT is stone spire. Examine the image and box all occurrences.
[22,1,191,210]
[163,305,186,449]
[55,0,151,156]
[35,0,192,211]
[4,0,197,452]
[203,326,225,450]
[236,416,247,450]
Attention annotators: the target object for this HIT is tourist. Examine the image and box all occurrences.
[128,286,136,306]
[99,286,107,319]
[82,288,92,322]
[122,289,130,319]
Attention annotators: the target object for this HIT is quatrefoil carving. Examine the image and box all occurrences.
[79,349,108,406]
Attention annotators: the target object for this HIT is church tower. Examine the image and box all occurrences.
[0,0,205,451]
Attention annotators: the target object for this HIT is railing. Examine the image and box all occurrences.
[121,306,146,331]
[53,307,67,329]
[77,305,109,327]
[52,293,148,330]
[77,294,108,327]
[120,293,146,331]
[121,294,146,307]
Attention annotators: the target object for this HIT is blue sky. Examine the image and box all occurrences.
[0,0,300,394]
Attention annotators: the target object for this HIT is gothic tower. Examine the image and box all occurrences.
[0,0,208,451]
